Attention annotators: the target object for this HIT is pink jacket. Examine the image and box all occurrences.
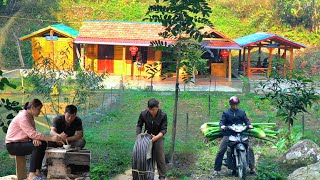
[5,110,45,143]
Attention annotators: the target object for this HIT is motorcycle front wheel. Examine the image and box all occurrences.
[237,150,247,179]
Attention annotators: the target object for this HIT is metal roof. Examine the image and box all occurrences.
[201,40,241,50]
[234,32,306,49]
[19,24,79,40]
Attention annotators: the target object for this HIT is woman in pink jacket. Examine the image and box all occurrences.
[5,98,61,180]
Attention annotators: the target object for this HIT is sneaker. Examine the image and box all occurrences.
[213,170,220,176]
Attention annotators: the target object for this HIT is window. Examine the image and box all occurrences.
[98,45,114,59]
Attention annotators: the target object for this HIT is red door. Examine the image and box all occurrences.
[98,45,114,73]
[98,59,113,73]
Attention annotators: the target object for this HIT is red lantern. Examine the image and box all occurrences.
[129,46,138,56]
[220,50,229,60]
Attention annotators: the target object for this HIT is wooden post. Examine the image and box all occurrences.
[242,48,246,74]
[247,47,252,77]
[228,50,232,81]
[238,50,242,72]
[122,46,126,75]
[80,44,85,69]
[283,48,287,76]
[15,156,27,180]
[186,113,189,139]
[267,48,274,76]
[289,48,294,75]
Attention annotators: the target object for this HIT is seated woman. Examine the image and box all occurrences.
[5,98,62,180]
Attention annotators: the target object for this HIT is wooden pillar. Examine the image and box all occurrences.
[228,50,232,82]
[238,50,242,72]
[283,48,287,76]
[242,48,246,74]
[268,48,274,76]
[80,44,85,69]
[122,46,126,75]
[247,47,252,77]
[289,48,294,74]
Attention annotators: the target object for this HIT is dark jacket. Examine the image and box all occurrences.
[220,108,251,136]
[136,109,168,136]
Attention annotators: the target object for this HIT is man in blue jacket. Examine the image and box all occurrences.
[213,96,255,176]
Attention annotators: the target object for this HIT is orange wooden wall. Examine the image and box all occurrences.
[32,37,75,70]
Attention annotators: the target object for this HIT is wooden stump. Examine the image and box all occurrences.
[15,156,27,180]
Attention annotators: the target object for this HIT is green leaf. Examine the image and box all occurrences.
[2,126,8,133]
[6,113,14,119]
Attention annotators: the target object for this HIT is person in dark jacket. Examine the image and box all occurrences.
[136,98,168,180]
[213,96,255,176]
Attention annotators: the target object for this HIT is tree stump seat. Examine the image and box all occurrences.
[9,155,27,180]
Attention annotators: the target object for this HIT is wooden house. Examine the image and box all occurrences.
[20,24,79,70]
[201,27,241,81]
[74,21,175,77]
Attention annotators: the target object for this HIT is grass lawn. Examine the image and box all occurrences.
[1,90,319,179]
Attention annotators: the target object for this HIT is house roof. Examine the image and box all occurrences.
[201,27,241,50]
[74,20,175,46]
[201,39,241,50]
[19,24,79,40]
[234,32,306,49]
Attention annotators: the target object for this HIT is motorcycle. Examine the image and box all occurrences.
[223,124,251,179]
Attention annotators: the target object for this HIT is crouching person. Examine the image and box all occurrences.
[48,105,86,149]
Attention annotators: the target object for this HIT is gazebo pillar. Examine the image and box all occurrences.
[267,48,274,76]
[289,48,294,74]
[247,47,252,77]
[283,49,287,76]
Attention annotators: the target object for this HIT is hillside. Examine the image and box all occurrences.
[0,0,319,69]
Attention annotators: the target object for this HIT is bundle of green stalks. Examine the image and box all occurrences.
[200,122,278,141]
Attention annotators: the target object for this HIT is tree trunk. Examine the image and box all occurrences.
[169,42,181,166]
[13,32,25,67]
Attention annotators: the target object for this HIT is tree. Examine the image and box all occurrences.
[276,0,320,33]
[256,59,319,141]
[145,62,161,91]
[180,41,208,84]
[144,0,212,164]
[0,70,22,133]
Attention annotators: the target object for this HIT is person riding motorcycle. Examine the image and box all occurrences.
[213,96,256,176]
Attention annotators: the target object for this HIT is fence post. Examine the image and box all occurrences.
[186,113,189,139]
[302,113,305,136]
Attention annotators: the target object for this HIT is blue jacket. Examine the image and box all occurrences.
[220,108,251,136]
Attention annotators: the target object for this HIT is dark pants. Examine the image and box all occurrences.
[153,137,166,179]
[6,141,47,173]
[47,138,86,149]
[214,136,255,171]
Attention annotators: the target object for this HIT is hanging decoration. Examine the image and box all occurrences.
[220,49,229,60]
[129,46,139,56]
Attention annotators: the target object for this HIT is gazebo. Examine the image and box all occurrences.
[234,32,306,77]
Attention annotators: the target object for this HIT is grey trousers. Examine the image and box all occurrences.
[153,137,166,179]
